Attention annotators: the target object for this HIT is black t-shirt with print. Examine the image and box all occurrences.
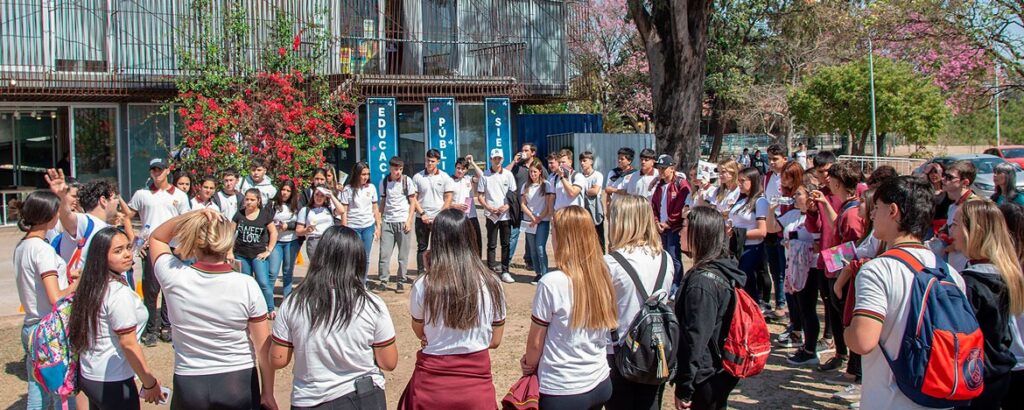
[233,207,274,259]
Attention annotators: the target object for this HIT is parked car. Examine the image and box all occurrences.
[912,154,1024,198]
[983,146,1024,168]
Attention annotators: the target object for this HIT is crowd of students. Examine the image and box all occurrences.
[12,141,1024,410]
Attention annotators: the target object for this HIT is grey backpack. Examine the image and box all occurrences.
[610,251,678,385]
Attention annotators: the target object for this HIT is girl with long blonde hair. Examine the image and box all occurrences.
[604,195,673,410]
[522,206,617,409]
[950,200,1024,408]
[703,159,741,213]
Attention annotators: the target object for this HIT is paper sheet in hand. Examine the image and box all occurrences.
[821,241,858,273]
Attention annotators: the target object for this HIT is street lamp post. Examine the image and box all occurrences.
[868,35,879,168]
[995,63,1002,146]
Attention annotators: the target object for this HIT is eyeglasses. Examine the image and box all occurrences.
[942,173,959,181]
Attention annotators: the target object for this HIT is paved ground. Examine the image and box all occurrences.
[0,224,853,409]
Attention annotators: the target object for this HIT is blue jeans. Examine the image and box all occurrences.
[353,224,375,283]
[661,229,683,286]
[764,236,787,309]
[739,242,768,305]
[269,241,300,297]
[510,225,531,265]
[525,221,550,278]
[22,324,70,409]
[238,255,273,313]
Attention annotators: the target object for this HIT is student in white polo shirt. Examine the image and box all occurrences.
[339,162,381,280]
[552,149,589,211]
[191,175,222,212]
[46,171,119,274]
[148,208,275,410]
[579,151,606,250]
[451,157,482,254]
[521,206,615,409]
[846,176,966,410]
[605,147,637,207]
[69,227,163,408]
[412,149,454,275]
[216,169,244,221]
[376,157,417,293]
[475,148,517,283]
[239,159,278,205]
[296,186,345,261]
[624,149,659,199]
[269,226,398,409]
[125,158,190,347]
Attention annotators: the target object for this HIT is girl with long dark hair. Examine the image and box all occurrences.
[993,162,1024,206]
[69,227,163,408]
[520,161,554,281]
[399,209,506,409]
[729,167,769,305]
[149,209,276,410]
[269,180,299,297]
[230,188,279,316]
[269,226,398,409]
[173,171,192,203]
[15,190,80,409]
[340,162,381,279]
[674,206,746,410]
[999,203,1024,409]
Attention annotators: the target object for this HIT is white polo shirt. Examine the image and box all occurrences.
[605,248,673,354]
[523,181,554,222]
[729,195,769,246]
[297,206,335,239]
[380,175,415,223]
[15,237,70,326]
[413,170,454,219]
[552,171,588,210]
[339,185,378,229]
[56,213,110,272]
[409,276,505,356]
[531,270,610,395]
[239,176,278,206]
[79,278,148,382]
[452,176,479,218]
[154,254,269,376]
[624,169,659,199]
[128,185,190,231]
[479,168,517,222]
[191,198,221,213]
[272,294,396,407]
[216,191,242,221]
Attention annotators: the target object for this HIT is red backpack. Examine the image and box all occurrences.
[695,271,772,378]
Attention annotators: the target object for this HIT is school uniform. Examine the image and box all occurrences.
[479,168,517,274]
[78,277,148,410]
[412,170,454,275]
[378,175,416,285]
[128,185,190,339]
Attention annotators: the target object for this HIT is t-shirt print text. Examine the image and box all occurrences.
[238,224,265,244]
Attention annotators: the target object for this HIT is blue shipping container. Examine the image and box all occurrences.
[514,114,603,159]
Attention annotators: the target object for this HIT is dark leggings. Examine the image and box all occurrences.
[1001,370,1024,409]
[171,367,260,410]
[538,377,612,410]
[796,269,822,353]
[78,377,139,410]
[824,276,848,356]
[605,355,664,410]
[291,385,386,410]
[689,372,740,410]
[739,243,767,305]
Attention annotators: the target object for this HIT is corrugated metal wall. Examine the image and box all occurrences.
[514,113,602,159]
[546,132,654,173]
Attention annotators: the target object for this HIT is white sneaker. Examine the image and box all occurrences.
[833,384,861,401]
[501,273,515,283]
[849,402,860,409]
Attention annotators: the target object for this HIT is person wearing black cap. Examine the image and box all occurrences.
[124,158,191,346]
[651,154,690,288]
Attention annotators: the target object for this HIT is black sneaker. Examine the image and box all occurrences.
[142,333,158,347]
[816,337,836,354]
[370,282,385,293]
[774,330,803,348]
[818,355,848,372]
[396,282,405,294]
[786,349,819,366]
[159,328,172,343]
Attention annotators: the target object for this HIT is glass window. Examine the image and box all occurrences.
[127,105,171,190]
[397,105,425,174]
[458,104,485,164]
[54,0,109,72]
[73,107,118,182]
[1,0,45,67]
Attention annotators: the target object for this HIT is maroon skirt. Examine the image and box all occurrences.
[398,349,497,410]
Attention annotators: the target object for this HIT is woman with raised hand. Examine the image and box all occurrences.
[399,209,506,409]
[296,186,345,260]
[148,209,277,410]
[69,227,163,409]
[604,195,674,410]
[674,206,746,410]
[269,226,397,409]
[949,200,1024,408]
[521,206,617,409]
[15,190,79,409]
[230,188,278,317]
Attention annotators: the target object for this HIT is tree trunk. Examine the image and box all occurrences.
[629,0,714,170]
[708,94,726,162]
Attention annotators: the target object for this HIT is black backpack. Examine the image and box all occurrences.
[610,251,679,385]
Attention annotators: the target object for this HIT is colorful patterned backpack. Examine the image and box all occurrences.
[30,294,78,408]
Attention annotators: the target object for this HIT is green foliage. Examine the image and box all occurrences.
[789,57,949,151]
[940,95,1024,146]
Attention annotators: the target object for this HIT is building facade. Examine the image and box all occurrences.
[0,0,570,194]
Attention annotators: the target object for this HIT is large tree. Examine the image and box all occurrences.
[628,0,714,168]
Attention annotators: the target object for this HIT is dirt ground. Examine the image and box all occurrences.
[0,266,852,410]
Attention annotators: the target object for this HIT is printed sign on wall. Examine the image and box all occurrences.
[485,97,512,167]
[366,98,397,186]
[428,98,458,173]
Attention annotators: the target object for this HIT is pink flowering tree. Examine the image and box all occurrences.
[170,3,357,187]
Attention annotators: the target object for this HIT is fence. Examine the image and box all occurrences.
[838,155,926,175]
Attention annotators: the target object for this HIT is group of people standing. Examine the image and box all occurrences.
[15,139,1024,410]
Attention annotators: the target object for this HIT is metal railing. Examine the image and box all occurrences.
[838,155,926,175]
